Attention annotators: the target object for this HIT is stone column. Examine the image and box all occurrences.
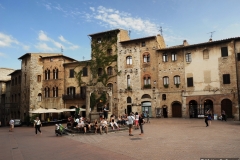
[108,90,112,112]
[86,87,91,119]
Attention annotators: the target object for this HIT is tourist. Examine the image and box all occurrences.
[135,112,139,129]
[204,111,209,127]
[222,110,227,121]
[76,118,86,133]
[9,118,14,132]
[126,113,135,136]
[110,114,119,130]
[99,118,108,134]
[139,113,145,135]
[103,105,109,120]
[34,117,42,135]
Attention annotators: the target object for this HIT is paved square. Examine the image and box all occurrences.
[1,118,240,160]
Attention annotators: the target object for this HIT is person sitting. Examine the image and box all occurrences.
[110,115,119,130]
[76,118,86,133]
[94,119,99,134]
[84,118,93,132]
[99,118,108,134]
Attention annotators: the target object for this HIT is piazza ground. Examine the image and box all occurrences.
[0,118,240,160]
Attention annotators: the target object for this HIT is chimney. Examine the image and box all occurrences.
[183,40,189,46]
[209,38,212,42]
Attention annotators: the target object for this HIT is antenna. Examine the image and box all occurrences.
[207,31,215,39]
[128,30,131,37]
[159,26,163,36]
[61,46,63,53]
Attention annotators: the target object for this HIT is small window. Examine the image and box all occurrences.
[186,53,192,62]
[82,67,88,76]
[38,93,42,101]
[53,68,58,79]
[223,74,230,84]
[203,49,209,59]
[67,87,76,95]
[107,83,113,90]
[141,41,146,47]
[53,87,58,97]
[37,75,41,82]
[126,56,132,65]
[127,97,132,103]
[237,53,240,61]
[45,69,50,80]
[163,53,168,62]
[127,75,131,87]
[107,67,113,75]
[162,94,166,100]
[174,76,180,84]
[171,52,177,61]
[163,76,169,85]
[69,69,74,78]
[187,77,194,87]
[221,47,228,57]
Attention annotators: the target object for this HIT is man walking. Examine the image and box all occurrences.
[222,110,227,121]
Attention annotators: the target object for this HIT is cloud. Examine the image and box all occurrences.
[86,6,159,36]
[0,32,19,47]
[35,42,55,52]
[36,30,79,51]
[43,3,52,10]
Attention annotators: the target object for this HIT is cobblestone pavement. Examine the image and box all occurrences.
[1,118,240,160]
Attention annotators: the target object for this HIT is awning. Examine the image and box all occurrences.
[29,108,63,114]
[59,108,86,112]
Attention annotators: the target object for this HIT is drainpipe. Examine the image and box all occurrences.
[233,40,240,120]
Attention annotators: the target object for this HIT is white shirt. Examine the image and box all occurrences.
[9,119,14,125]
[75,118,79,123]
[34,119,41,125]
[135,115,139,120]
[127,116,135,124]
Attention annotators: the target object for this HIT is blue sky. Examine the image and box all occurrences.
[1,0,240,69]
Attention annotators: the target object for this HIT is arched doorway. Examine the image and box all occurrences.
[142,102,152,117]
[221,99,232,118]
[162,105,168,118]
[189,100,198,118]
[172,102,182,117]
[204,99,213,113]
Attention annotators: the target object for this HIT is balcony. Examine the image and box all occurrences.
[62,94,86,100]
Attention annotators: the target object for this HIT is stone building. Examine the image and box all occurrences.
[0,68,15,125]
[18,53,63,121]
[157,38,240,120]
[117,35,166,117]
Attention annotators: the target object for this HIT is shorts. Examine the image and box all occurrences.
[128,124,133,129]
[135,120,139,125]
[10,124,14,128]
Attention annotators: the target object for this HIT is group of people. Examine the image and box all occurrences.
[204,109,228,127]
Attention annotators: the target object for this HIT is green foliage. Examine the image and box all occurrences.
[164,84,169,88]
[89,31,120,86]
[30,114,39,123]
[175,83,180,88]
[90,92,107,110]
[144,84,151,89]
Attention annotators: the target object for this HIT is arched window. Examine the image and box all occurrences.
[45,69,50,80]
[126,56,132,65]
[143,75,151,88]
[174,75,180,84]
[107,83,113,89]
[172,52,177,61]
[127,97,132,103]
[143,54,150,63]
[45,87,50,98]
[163,76,169,85]
[163,53,168,62]
[162,94,166,100]
[53,87,58,97]
[82,67,88,76]
[38,93,42,101]
[107,66,113,75]
[127,75,131,87]
[143,55,147,63]
[53,68,58,79]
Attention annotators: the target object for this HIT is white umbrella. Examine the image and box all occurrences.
[59,108,86,112]
[29,108,63,113]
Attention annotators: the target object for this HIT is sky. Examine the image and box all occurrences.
[0,0,240,69]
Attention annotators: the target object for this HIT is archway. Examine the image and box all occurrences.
[204,99,213,113]
[172,102,182,117]
[189,100,198,118]
[221,99,232,118]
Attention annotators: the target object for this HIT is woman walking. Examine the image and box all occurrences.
[34,117,42,135]
[139,113,145,135]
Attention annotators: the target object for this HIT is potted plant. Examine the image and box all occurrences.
[175,83,180,88]
[164,84,169,88]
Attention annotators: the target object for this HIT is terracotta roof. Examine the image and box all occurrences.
[120,36,156,43]
[88,29,122,36]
